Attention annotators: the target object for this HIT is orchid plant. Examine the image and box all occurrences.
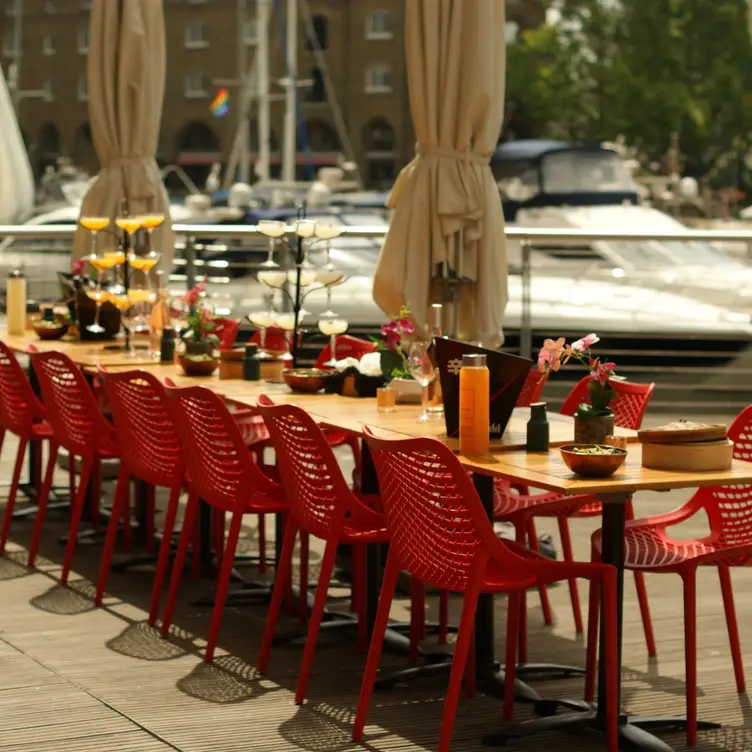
[538,333,619,419]
[180,277,219,346]
[373,305,415,380]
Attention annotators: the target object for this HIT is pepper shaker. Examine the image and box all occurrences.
[526,401,550,452]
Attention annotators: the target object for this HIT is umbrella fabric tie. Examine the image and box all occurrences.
[106,156,150,167]
[416,143,492,166]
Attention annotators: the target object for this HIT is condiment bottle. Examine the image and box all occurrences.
[459,353,490,456]
[243,343,261,380]
[160,328,176,363]
[427,303,444,416]
[6,270,27,336]
[526,401,550,452]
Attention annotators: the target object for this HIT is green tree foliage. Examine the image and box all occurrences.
[506,0,752,176]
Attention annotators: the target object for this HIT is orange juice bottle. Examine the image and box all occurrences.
[459,353,490,456]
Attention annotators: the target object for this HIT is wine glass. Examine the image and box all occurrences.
[407,342,438,422]
[86,253,117,333]
[257,219,286,268]
[318,315,348,367]
[247,308,277,359]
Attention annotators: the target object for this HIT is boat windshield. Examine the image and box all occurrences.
[605,240,740,270]
[541,150,637,194]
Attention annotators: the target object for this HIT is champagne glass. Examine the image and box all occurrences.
[115,216,143,240]
[276,312,300,363]
[257,269,287,288]
[318,315,348,367]
[140,213,165,252]
[80,216,110,259]
[128,250,160,291]
[110,293,136,356]
[407,342,438,422]
[316,268,345,318]
[257,219,286,268]
[247,309,277,359]
[313,218,343,269]
[86,253,117,333]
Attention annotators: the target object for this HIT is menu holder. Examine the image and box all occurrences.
[434,338,532,447]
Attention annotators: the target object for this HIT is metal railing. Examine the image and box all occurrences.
[1,222,752,414]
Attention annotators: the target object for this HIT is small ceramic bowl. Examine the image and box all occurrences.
[283,368,331,394]
[560,444,627,477]
[32,319,68,340]
[178,355,219,377]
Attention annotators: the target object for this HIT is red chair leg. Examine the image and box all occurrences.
[683,572,698,746]
[584,575,600,704]
[32,439,43,493]
[205,509,244,661]
[295,531,342,705]
[160,492,200,638]
[299,530,309,623]
[350,544,360,614]
[95,465,129,605]
[633,571,656,657]
[557,517,583,633]
[0,437,28,554]
[148,483,182,625]
[438,580,481,752]
[352,552,401,742]
[346,435,362,472]
[514,523,528,664]
[60,456,93,585]
[27,443,58,567]
[465,628,476,698]
[258,513,266,574]
[504,589,522,721]
[90,459,102,531]
[257,515,299,674]
[526,518,553,626]
[719,566,745,693]
[601,571,619,752]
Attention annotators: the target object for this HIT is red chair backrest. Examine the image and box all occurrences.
[314,336,378,369]
[698,405,752,549]
[100,369,183,488]
[0,340,45,436]
[29,349,116,456]
[364,433,533,592]
[211,317,241,351]
[559,376,655,430]
[515,368,548,407]
[163,384,280,511]
[256,399,382,539]
[250,326,291,354]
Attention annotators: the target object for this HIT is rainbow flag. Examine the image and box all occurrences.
[210,88,230,118]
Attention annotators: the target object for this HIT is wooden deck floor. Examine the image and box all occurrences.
[2,433,752,752]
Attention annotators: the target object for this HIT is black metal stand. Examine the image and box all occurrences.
[481,493,721,751]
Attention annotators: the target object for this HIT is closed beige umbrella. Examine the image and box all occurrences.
[372,0,507,347]
[73,0,173,262]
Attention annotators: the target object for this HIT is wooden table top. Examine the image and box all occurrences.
[13,337,752,495]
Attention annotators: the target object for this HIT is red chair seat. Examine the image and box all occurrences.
[31,420,52,439]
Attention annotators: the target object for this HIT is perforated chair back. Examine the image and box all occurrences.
[101,369,183,487]
[560,376,655,430]
[364,433,526,592]
[163,384,280,511]
[314,336,378,369]
[211,317,241,351]
[515,368,548,407]
[29,349,115,456]
[0,341,45,435]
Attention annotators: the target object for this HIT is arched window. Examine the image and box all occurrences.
[304,119,341,152]
[71,122,96,171]
[37,122,61,157]
[176,121,220,153]
[308,67,325,102]
[363,118,395,152]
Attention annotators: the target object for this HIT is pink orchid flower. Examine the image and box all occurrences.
[537,337,565,373]
[571,333,600,352]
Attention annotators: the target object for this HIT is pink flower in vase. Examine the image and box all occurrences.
[537,337,565,372]
[571,333,600,352]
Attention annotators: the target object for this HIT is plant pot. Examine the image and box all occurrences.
[574,413,615,445]
[389,377,422,404]
[184,340,214,358]
[178,355,219,377]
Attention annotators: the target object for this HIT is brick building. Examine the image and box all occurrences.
[1,0,544,188]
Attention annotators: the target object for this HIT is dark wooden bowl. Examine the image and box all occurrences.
[32,321,68,340]
[178,355,219,377]
[283,368,331,394]
[559,444,627,477]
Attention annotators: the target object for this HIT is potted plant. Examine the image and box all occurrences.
[373,306,422,403]
[180,278,219,357]
[537,333,619,444]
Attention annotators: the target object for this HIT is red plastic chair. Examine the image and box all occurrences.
[160,385,288,660]
[493,377,655,648]
[27,349,120,582]
[586,404,752,745]
[0,341,52,554]
[255,398,390,706]
[515,368,549,407]
[95,369,185,624]
[354,433,619,752]
[250,326,292,355]
[313,335,377,369]
[211,317,241,351]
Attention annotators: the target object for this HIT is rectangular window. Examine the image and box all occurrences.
[77,27,89,54]
[2,29,17,57]
[365,65,392,93]
[185,21,208,49]
[184,72,207,98]
[244,18,257,45]
[42,33,55,56]
[77,76,87,102]
[365,11,392,40]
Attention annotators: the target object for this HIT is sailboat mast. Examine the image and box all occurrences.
[236,0,250,183]
[257,0,271,181]
[282,0,297,183]
[10,0,23,112]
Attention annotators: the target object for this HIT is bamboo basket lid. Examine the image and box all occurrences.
[638,420,727,445]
